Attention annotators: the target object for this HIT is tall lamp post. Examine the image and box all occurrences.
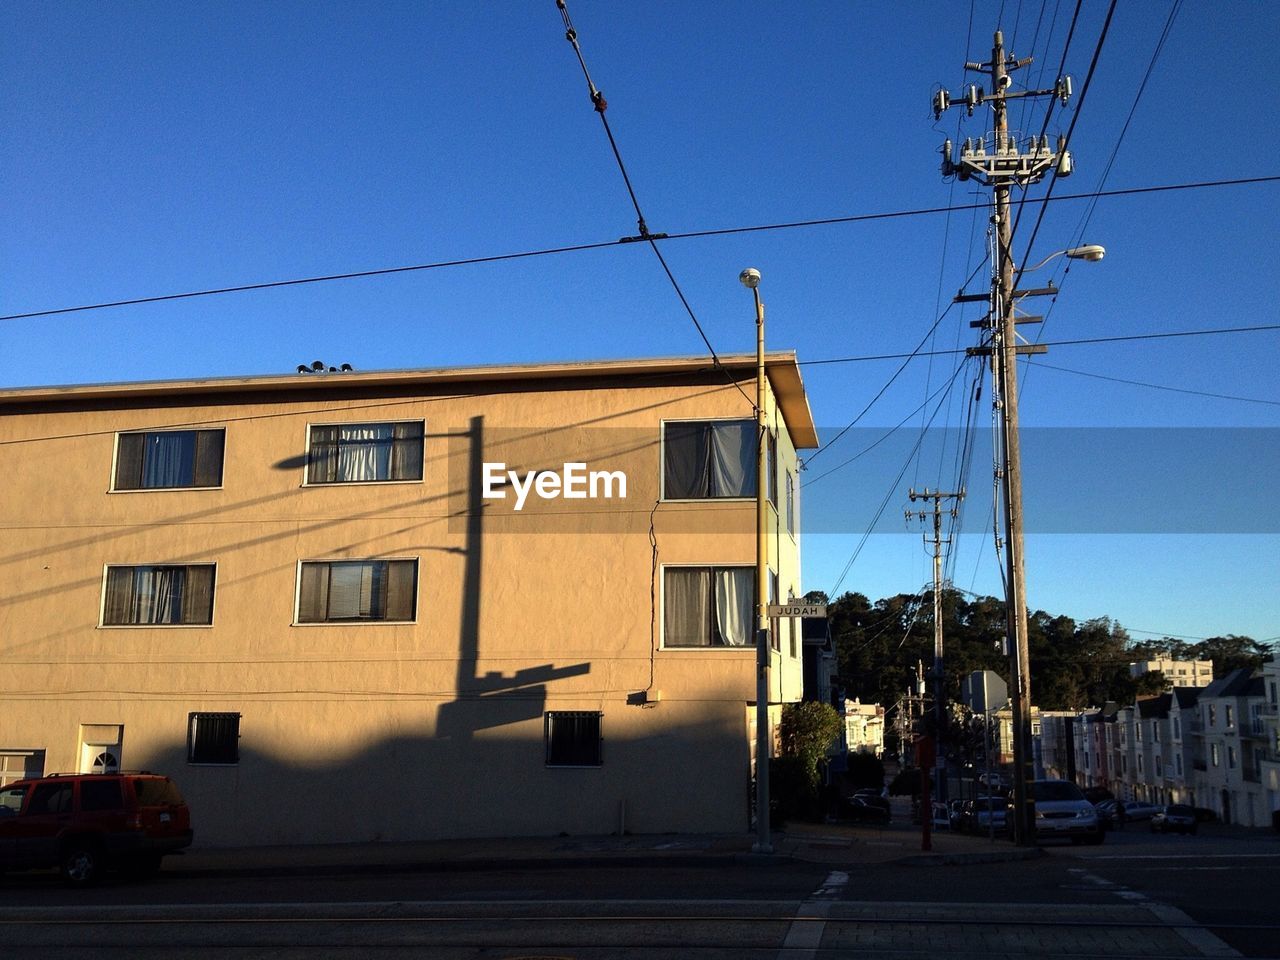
[994,242,1104,844]
[740,266,772,855]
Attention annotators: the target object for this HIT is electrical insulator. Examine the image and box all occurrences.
[965,84,979,115]
[940,139,954,176]
[1057,75,1073,106]
[1056,135,1073,176]
[933,89,950,120]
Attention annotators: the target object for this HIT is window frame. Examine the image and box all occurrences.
[659,562,756,650]
[187,712,241,766]
[785,469,796,536]
[544,711,603,768]
[99,562,217,628]
[110,427,226,492]
[293,557,420,626]
[659,418,759,503]
[302,418,426,487]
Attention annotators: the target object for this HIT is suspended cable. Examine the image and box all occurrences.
[2,175,1276,324]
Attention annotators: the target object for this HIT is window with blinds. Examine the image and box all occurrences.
[296,559,418,623]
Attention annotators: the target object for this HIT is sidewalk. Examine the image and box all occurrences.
[164,819,1039,880]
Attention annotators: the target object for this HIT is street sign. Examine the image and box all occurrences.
[766,603,827,618]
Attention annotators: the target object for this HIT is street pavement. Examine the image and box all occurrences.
[2,813,1276,958]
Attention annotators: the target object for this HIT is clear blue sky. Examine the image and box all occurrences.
[2,2,1276,645]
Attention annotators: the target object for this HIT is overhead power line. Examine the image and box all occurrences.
[1026,359,1280,407]
[2,176,1276,324]
[800,323,1280,366]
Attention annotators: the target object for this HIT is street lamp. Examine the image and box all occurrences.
[740,266,771,855]
[1021,243,1106,274]
[996,240,1104,845]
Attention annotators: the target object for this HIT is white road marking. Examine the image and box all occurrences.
[1071,869,1241,957]
[778,870,847,960]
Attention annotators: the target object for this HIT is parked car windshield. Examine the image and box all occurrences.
[1033,781,1085,803]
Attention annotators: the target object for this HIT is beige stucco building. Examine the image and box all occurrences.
[0,353,818,846]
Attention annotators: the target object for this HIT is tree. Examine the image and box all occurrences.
[1190,635,1274,677]
[772,701,843,822]
[780,701,844,786]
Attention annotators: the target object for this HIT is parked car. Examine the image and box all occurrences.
[978,772,1008,791]
[841,795,891,824]
[1031,779,1103,845]
[960,796,1008,834]
[1150,804,1198,835]
[1117,802,1161,822]
[0,772,193,886]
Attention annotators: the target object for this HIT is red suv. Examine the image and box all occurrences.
[0,772,193,886]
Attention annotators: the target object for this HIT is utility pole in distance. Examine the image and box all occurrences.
[907,487,964,806]
[934,30,1075,846]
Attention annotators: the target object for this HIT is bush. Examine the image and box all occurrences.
[770,756,821,822]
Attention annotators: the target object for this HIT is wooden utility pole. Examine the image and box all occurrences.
[934,30,1076,845]
[907,487,964,805]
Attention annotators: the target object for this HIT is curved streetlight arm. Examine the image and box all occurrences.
[1020,244,1106,274]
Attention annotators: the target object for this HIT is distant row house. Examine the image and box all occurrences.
[1041,658,1280,828]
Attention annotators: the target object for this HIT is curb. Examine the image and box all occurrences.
[894,847,1046,867]
[163,851,790,881]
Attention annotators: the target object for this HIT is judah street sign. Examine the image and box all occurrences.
[766,603,827,619]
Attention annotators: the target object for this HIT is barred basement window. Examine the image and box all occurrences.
[545,712,602,767]
[187,713,240,765]
[306,421,424,484]
[114,429,225,490]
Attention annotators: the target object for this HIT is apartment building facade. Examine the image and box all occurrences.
[0,353,818,846]
[1130,657,1214,690]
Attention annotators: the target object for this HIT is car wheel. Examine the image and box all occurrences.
[60,843,102,888]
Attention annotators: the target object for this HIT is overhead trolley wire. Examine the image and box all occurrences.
[553,0,752,407]
[2,175,1276,324]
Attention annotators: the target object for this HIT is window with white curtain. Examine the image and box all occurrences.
[297,559,418,623]
[662,420,756,499]
[102,564,216,625]
[663,566,752,647]
[306,421,424,484]
[114,429,224,489]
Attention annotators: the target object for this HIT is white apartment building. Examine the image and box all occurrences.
[1130,658,1214,689]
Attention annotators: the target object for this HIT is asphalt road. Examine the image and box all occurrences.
[3,828,1276,958]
